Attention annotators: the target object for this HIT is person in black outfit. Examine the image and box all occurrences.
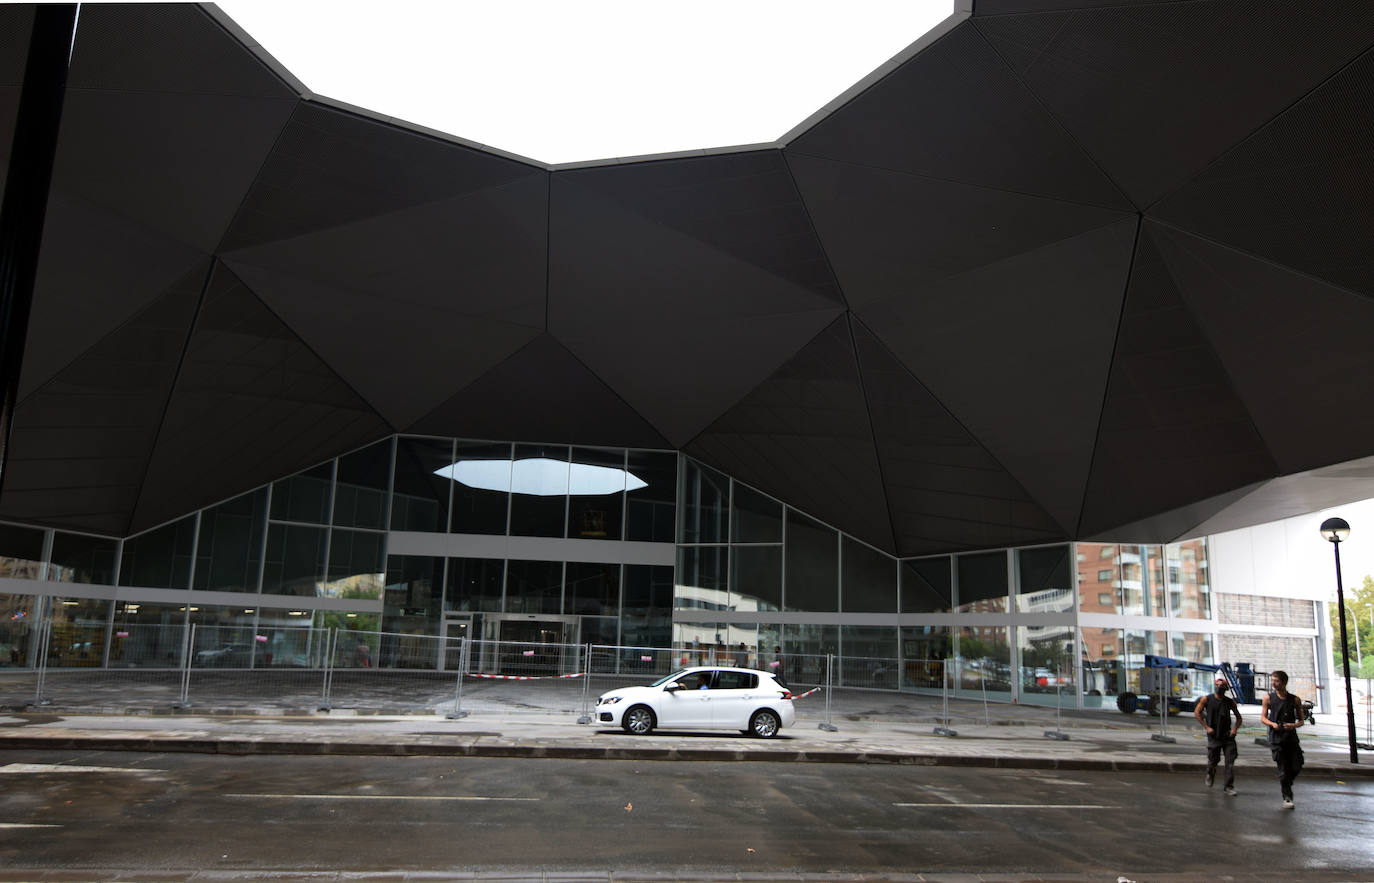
[1194,675,1242,795]
[1260,669,1305,809]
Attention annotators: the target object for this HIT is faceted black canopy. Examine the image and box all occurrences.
[4,1,1374,555]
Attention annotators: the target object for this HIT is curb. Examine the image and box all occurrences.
[3,735,1374,776]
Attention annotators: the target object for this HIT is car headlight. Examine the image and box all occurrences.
[597,696,623,706]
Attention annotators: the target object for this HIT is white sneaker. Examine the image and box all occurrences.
[1224,787,1237,796]
[1282,796,1294,809]
[1205,771,1214,788]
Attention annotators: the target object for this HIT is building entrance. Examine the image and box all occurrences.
[485,615,580,676]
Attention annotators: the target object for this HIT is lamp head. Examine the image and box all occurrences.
[1320,516,1351,544]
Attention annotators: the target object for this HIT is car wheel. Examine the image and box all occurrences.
[622,705,655,736]
[749,709,781,738]
[1117,691,1137,714]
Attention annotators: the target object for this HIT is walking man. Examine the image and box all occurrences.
[1194,675,1241,795]
[1260,669,1305,809]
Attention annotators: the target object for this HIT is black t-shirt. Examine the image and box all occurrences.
[1201,693,1238,742]
[1265,691,1301,745]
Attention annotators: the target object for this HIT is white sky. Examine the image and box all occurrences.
[214,0,954,163]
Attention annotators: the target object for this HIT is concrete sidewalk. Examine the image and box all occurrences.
[2,702,1372,778]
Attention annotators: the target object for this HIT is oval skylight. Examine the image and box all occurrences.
[215,0,954,164]
[436,458,647,496]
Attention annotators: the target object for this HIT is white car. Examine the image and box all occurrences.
[595,666,796,738]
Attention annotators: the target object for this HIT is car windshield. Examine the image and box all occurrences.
[649,670,693,687]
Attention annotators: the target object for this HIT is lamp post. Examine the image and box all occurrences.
[1320,516,1359,763]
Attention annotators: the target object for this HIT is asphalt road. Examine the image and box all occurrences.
[0,750,1371,880]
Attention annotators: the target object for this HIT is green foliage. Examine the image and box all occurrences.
[1330,575,1374,671]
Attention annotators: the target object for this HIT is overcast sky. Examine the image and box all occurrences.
[214,0,954,163]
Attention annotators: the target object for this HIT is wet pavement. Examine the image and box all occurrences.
[1,685,1371,777]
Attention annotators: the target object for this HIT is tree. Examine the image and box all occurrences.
[1330,574,1374,671]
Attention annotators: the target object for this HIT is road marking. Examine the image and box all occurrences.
[0,823,62,828]
[0,763,163,774]
[225,793,538,801]
[893,803,1119,809]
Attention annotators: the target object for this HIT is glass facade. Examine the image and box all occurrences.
[0,439,1256,713]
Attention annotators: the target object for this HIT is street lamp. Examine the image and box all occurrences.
[1320,516,1359,763]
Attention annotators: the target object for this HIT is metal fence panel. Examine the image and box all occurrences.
[185,625,330,710]
[323,630,465,713]
[457,639,587,715]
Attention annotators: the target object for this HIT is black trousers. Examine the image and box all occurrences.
[1206,739,1237,789]
[1270,738,1303,798]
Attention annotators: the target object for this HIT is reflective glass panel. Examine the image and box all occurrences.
[956,625,1010,698]
[901,556,952,613]
[955,551,1007,614]
[621,565,673,649]
[1015,545,1072,614]
[335,439,393,529]
[271,461,333,524]
[1077,543,1120,614]
[325,529,385,599]
[842,537,896,613]
[900,625,950,691]
[679,459,728,543]
[1118,545,1166,616]
[0,523,44,579]
[509,444,568,538]
[119,516,196,589]
[568,448,625,541]
[1171,630,1215,665]
[729,545,781,612]
[109,602,187,668]
[1080,625,1125,708]
[731,483,782,543]
[445,557,504,613]
[565,561,621,616]
[262,524,326,596]
[675,546,728,611]
[839,625,898,689]
[625,451,677,543]
[447,441,512,535]
[784,510,837,613]
[1168,539,1211,619]
[194,489,268,593]
[1016,624,1076,707]
[782,623,838,686]
[505,559,563,614]
[383,555,444,635]
[674,621,728,667]
[47,597,112,668]
[0,592,40,667]
[580,616,619,646]
[49,532,117,585]
[392,437,453,532]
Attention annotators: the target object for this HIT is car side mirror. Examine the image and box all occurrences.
[664,682,682,692]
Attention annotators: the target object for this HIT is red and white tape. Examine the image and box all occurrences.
[464,672,586,680]
[791,687,820,699]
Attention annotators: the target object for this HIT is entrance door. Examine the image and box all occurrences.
[440,616,471,672]
[498,619,567,675]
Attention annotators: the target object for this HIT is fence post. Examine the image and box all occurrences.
[31,609,52,707]
[318,628,334,712]
[1150,675,1176,743]
[934,658,957,736]
[446,637,469,720]
[981,670,990,727]
[576,643,593,724]
[817,652,838,732]
[175,623,194,709]
[1044,658,1070,740]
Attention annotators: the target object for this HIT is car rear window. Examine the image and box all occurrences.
[716,671,757,690]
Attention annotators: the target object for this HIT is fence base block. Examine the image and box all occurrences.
[445,711,469,720]
[576,714,593,724]
[1150,733,1177,744]
[817,722,838,732]
[933,726,958,737]
[1043,730,1071,741]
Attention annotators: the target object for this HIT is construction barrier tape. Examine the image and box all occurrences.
[464,672,586,680]
[792,687,821,699]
